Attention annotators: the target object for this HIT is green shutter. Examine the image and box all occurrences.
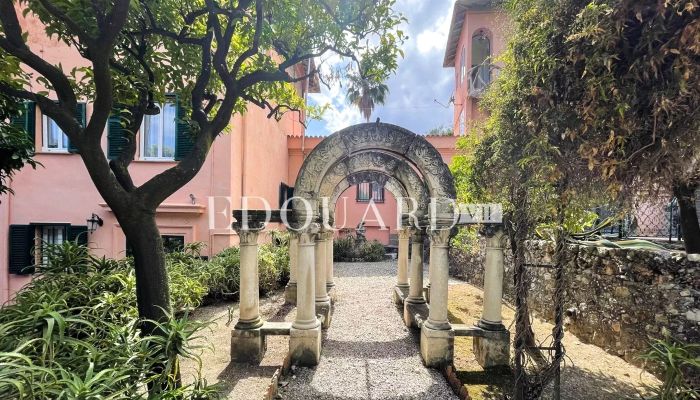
[8,225,35,275]
[174,96,194,161]
[68,103,86,153]
[107,108,128,160]
[67,225,88,246]
[10,102,36,151]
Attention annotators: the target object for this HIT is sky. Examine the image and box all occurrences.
[305,0,456,136]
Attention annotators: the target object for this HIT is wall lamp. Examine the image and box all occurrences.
[87,213,104,233]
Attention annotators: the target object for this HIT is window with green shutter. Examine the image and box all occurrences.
[8,225,35,275]
[42,102,85,153]
[68,103,86,153]
[108,108,129,160]
[174,96,195,161]
[10,102,36,151]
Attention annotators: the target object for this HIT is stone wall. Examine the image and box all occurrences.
[449,238,700,366]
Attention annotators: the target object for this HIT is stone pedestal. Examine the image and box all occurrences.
[473,330,510,368]
[284,232,300,304]
[420,325,455,368]
[231,327,266,363]
[289,326,322,366]
[403,301,429,329]
[474,225,510,369]
[289,224,322,366]
[230,215,265,363]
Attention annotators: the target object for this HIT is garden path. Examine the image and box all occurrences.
[279,260,458,399]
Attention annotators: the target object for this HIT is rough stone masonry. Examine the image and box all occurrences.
[450,237,700,368]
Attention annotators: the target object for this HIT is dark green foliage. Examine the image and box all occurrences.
[639,338,700,399]
[333,236,386,262]
[0,233,291,399]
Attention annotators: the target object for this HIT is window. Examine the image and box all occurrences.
[42,116,70,152]
[470,30,492,95]
[141,102,177,160]
[357,182,384,203]
[126,234,185,256]
[37,225,66,265]
[162,235,185,254]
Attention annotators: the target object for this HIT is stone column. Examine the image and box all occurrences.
[404,228,427,328]
[425,241,433,303]
[289,224,322,366]
[231,220,265,363]
[315,229,332,328]
[420,228,454,367]
[325,231,335,292]
[284,232,300,304]
[479,226,506,330]
[474,225,510,368]
[396,227,411,290]
[405,228,426,304]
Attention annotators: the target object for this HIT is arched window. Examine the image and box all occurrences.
[470,30,491,95]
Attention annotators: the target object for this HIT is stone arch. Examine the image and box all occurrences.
[294,123,455,225]
[317,152,430,220]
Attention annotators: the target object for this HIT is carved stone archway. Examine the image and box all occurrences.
[293,123,456,223]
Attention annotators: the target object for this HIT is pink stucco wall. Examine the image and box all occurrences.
[452,9,509,135]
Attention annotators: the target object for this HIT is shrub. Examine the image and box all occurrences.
[640,337,700,399]
[333,236,386,262]
[0,242,220,399]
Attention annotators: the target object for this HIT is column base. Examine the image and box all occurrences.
[289,326,322,367]
[231,327,266,364]
[403,301,429,329]
[326,281,335,292]
[284,282,297,305]
[420,325,454,368]
[234,316,264,330]
[316,300,332,329]
[477,319,506,332]
[473,329,510,369]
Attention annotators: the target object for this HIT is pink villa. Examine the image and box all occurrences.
[0,1,505,303]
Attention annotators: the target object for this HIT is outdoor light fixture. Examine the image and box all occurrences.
[87,213,104,233]
[144,92,161,115]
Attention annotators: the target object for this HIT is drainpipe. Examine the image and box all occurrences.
[301,60,312,158]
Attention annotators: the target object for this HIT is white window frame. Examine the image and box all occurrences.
[35,225,66,266]
[139,102,177,161]
[42,115,70,153]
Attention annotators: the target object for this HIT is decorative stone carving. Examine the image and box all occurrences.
[293,122,456,223]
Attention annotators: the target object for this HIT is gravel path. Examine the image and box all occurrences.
[279,261,458,400]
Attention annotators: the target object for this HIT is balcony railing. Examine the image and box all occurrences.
[468,62,499,98]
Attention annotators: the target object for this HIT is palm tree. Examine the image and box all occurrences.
[346,73,389,122]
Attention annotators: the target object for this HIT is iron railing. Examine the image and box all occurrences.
[597,198,682,242]
[468,62,499,97]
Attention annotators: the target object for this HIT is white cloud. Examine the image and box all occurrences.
[415,9,451,55]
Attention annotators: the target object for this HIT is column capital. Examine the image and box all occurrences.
[429,229,451,248]
[232,221,265,245]
[398,227,412,240]
[296,223,321,245]
[410,227,426,242]
[479,224,504,238]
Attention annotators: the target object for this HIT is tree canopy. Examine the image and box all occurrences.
[0,0,406,322]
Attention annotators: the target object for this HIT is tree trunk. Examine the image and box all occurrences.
[120,211,171,329]
[674,183,700,254]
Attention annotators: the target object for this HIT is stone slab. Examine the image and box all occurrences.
[261,321,292,336]
[403,301,429,329]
